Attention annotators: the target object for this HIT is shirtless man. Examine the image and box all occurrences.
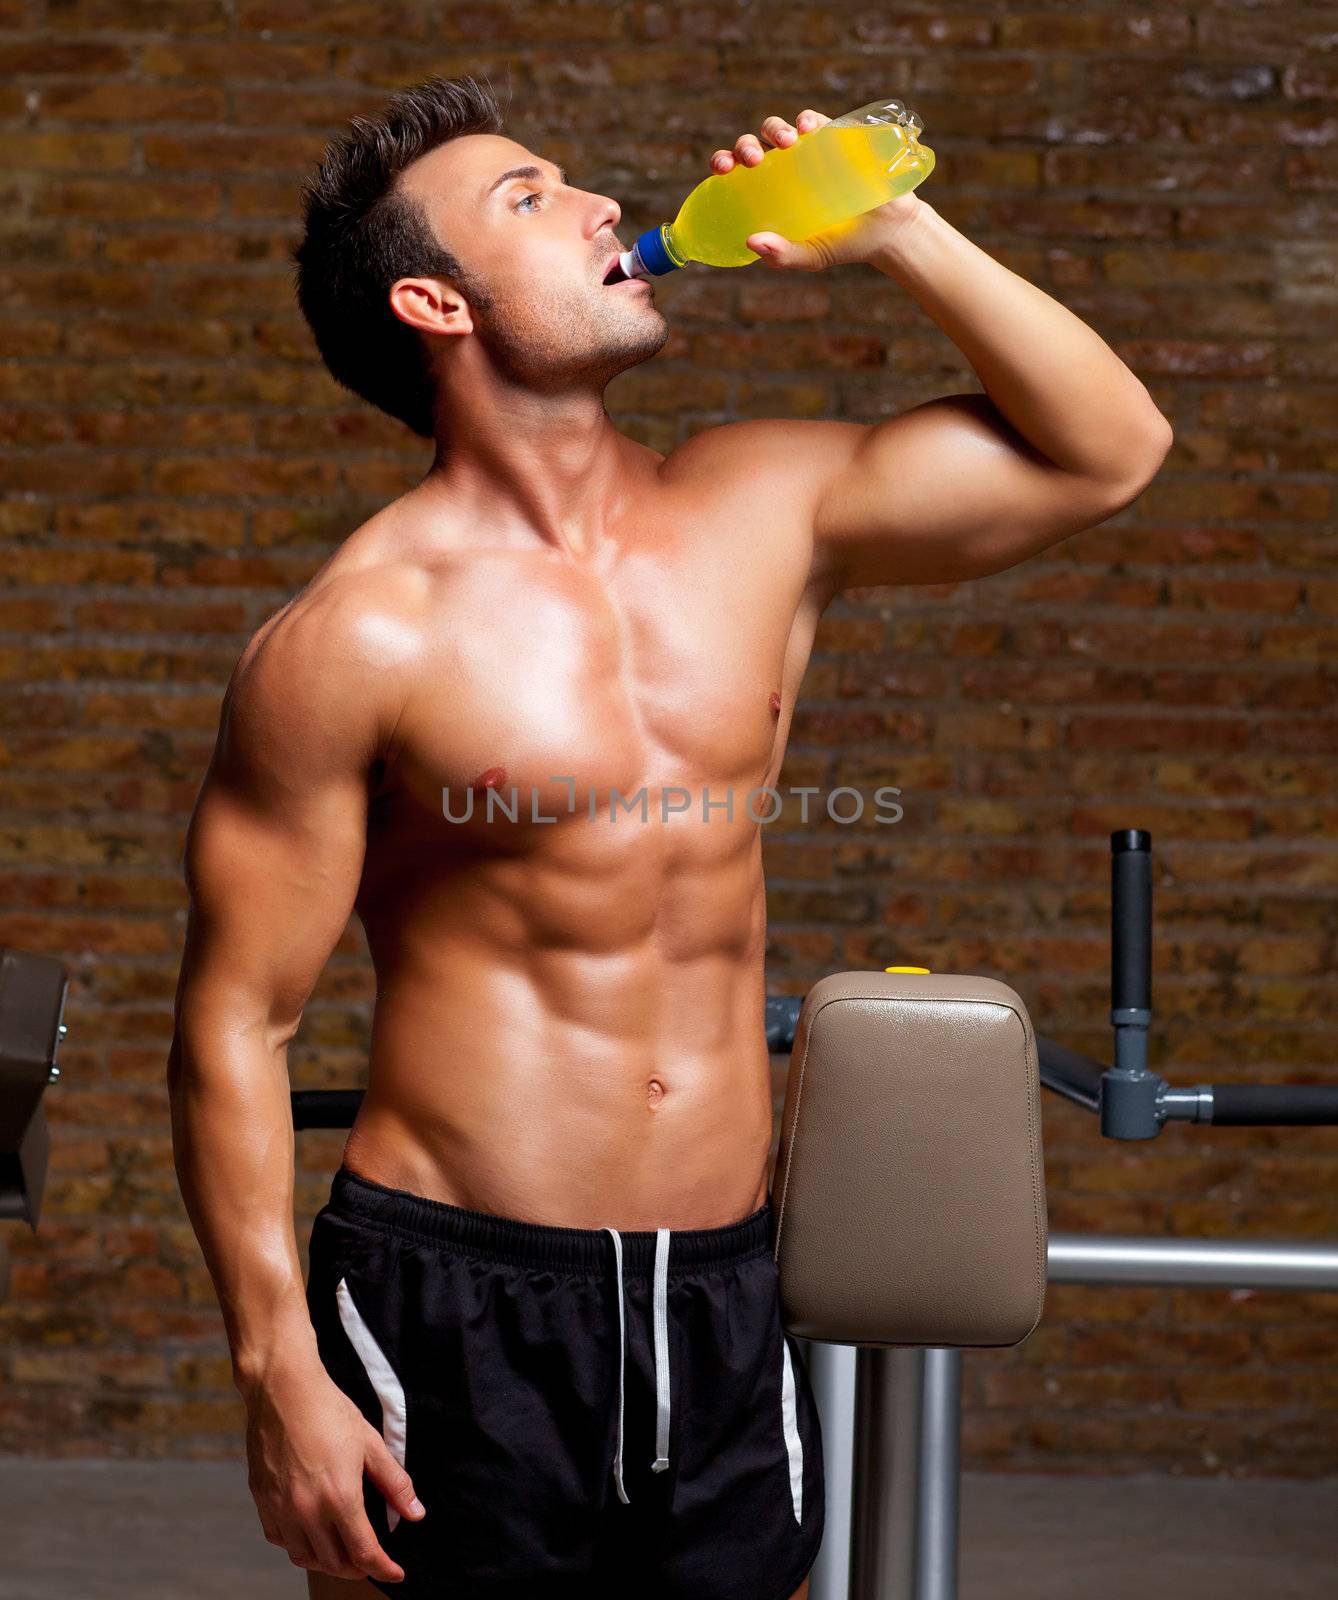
[166,75,1171,1600]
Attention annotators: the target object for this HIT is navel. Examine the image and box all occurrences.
[647,1077,665,1106]
[470,765,508,791]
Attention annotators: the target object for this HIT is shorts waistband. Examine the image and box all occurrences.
[327,1165,773,1276]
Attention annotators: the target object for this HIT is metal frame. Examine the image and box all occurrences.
[805,829,1338,1600]
[806,1232,1338,1600]
[0,946,68,1229]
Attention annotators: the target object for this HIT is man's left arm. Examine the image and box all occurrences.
[716,110,1174,592]
[806,199,1171,590]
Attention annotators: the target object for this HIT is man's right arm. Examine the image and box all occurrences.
[167,586,422,1583]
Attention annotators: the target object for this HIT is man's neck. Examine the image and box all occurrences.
[420,387,639,561]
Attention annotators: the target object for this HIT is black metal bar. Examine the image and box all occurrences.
[1210,1084,1338,1126]
[1110,827,1152,1015]
[1102,829,1160,1139]
[292,1088,364,1130]
[766,995,802,1055]
[1034,1054,1338,1129]
[1037,1036,1104,1113]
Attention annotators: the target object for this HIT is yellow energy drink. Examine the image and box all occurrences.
[616,98,935,280]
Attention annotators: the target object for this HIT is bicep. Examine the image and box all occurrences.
[179,767,368,1046]
[812,395,1152,590]
[176,625,378,1051]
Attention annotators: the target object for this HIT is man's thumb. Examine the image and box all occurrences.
[746,231,810,268]
[365,1437,425,1520]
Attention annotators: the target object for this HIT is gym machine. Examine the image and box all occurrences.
[288,829,1338,1600]
[0,947,69,1302]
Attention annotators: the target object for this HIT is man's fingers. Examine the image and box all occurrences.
[364,1438,425,1523]
[713,109,830,173]
[278,1520,320,1571]
[307,1519,365,1582]
[334,1505,407,1585]
[265,1484,406,1584]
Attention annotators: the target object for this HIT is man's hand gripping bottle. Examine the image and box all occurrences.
[614,98,935,282]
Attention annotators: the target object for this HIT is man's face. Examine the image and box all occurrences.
[396,133,670,391]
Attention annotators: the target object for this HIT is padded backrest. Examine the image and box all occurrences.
[771,971,1047,1348]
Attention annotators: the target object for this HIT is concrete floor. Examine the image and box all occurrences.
[1,1459,1335,1599]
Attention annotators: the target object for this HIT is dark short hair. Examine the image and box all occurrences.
[293,74,505,440]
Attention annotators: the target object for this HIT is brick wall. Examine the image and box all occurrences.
[2,2,1336,1474]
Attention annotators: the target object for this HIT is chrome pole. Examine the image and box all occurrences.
[804,1338,857,1600]
[842,1233,1338,1600]
[1048,1233,1338,1290]
[848,1346,961,1600]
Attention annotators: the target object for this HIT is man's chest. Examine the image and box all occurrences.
[384,512,818,828]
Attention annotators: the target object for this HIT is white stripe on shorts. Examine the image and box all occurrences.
[336,1275,409,1532]
[779,1333,804,1524]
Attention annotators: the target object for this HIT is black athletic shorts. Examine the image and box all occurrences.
[305,1165,825,1599]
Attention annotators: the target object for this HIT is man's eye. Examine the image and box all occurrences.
[516,192,543,212]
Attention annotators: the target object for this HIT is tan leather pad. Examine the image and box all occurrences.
[771,971,1047,1348]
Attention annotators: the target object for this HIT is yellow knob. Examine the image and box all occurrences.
[885,966,931,974]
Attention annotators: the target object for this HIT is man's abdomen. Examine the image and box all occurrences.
[344,938,775,1231]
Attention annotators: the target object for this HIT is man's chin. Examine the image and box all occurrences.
[605,314,671,370]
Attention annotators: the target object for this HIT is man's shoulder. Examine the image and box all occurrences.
[660,415,867,505]
[226,560,431,756]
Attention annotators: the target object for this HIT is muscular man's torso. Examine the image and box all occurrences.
[265,433,829,1232]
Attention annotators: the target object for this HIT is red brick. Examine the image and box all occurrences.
[228,85,398,128]
[142,130,329,174]
[1198,12,1338,58]
[238,0,427,34]
[13,642,237,685]
[44,0,228,29]
[150,455,339,499]
[31,179,222,221]
[528,47,720,92]
[0,912,173,956]
[4,454,143,496]
[0,319,62,357]
[998,15,1191,51]
[6,130,134,169]
[224,176,305,218]
[327,43,515,89]
[39,81,226,122]
[0,40,132,74]
[141,39,329,80]
[55,500,246,547]
[71,598,246,633]
[1,267,161,311]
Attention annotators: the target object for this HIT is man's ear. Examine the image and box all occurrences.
[389,276,473,338]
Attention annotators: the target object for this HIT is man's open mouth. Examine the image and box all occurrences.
[602,257,631,286]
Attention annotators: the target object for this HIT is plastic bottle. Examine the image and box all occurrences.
[615,98,935,282]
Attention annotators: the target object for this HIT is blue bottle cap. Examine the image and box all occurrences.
[622,225,681,280]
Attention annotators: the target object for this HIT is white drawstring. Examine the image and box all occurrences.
[650,1225,670,1473]
[602,1224,672,1503]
